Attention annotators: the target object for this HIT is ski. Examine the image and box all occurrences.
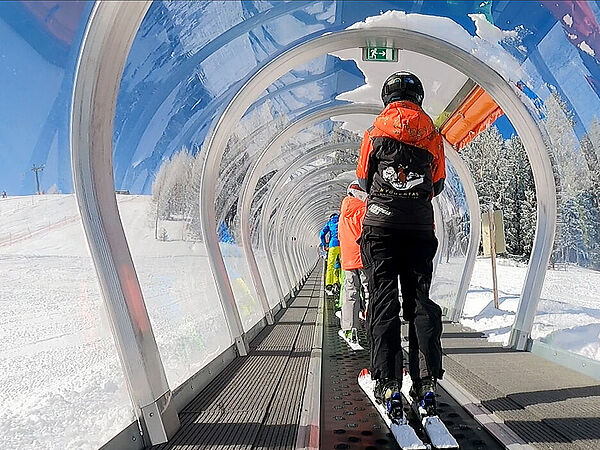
[358,369,428,449]
[401,373,459,449]
[337,328,364,351]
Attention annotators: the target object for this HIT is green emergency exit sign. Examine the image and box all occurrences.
[362,47,397,62]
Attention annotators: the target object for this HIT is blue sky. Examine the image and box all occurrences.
[1,1,599,195]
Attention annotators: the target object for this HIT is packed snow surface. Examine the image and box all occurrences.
[0,194,257,449]
[462,257,600,362]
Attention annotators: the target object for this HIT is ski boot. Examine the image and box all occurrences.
[332,283,341,297]
[374,378,404,422]
[411,376,437,417]
[344,328,359,345]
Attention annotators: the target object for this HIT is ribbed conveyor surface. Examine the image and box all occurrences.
[152,272,321,450]
[439,322,600,449]
[320,296,503,450]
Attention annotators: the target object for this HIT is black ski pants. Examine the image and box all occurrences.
[360,225,443,383]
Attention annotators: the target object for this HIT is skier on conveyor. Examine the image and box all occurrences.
[338,181,369,346]
[357,72,446,417]
[319,213,341,296]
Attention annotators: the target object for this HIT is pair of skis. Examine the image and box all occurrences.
[358,369,459,449]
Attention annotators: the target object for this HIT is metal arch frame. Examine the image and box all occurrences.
[286,197,342,279]
[293,200,337,273]
[275,179,349,288]
[199,27,556,351]
[257,143,360,305]
[277,173,353,291]
[444,140,482,322]
[267,171,350,294]
[272,199,336,292]
[289,199,336,276]
[285,187,350,284]
[249,115,477,318]
[272,166,354,290]
[70,2,179,445]
[282,198,334,281]
[260,143,359,289]
[65,8,560,450]
[270,174,350,279]
[296,197,344,272]
[234,104,379,325]
[257,142,360,304]
[216,102,344,226]
[277,174,354,286]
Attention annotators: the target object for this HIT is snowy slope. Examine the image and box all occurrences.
[0,194,237,449]
[462,257,600,362]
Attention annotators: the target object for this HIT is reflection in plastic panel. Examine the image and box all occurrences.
[431,161,469,314]
[0,3,134,448]
[117,195,232,388]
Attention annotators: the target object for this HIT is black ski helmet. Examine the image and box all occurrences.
[381,71,424,106]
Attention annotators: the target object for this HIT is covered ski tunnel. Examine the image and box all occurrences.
[2,1,600,449]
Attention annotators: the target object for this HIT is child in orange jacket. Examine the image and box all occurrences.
[338,181,369,346]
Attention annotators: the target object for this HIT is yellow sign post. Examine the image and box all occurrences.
[481,209,506,309]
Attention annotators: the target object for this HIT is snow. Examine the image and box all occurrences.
[461,257,600,362]
[329,10,526,134]
[469,13,519,42]
[0,194,234,449]
[578,40,595,57]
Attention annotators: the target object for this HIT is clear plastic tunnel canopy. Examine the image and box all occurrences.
[3,1,600,448]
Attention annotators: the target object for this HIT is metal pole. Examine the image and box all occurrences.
[31,165,44,194]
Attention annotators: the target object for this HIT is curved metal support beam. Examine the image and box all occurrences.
[287,198,340,279]
[200,27,555,351]
[268,167,350,295]
[276,171,353,286]
[258,141,360,304]
[292,197,343,275]
[70,2,179,445]
[276,178,349,289]
[286,194,347,283]
[290,201,332,275]
[235,103,379,321]
[293,200,335,274]
[444,141,482,322]
[432,198,444,278]
[274,168,353,289]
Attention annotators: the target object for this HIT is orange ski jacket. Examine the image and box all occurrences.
[356,100,445,230]
[338,195,367,270]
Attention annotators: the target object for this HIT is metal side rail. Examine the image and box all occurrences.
[319,298,503,450]
[151,268,322,450]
